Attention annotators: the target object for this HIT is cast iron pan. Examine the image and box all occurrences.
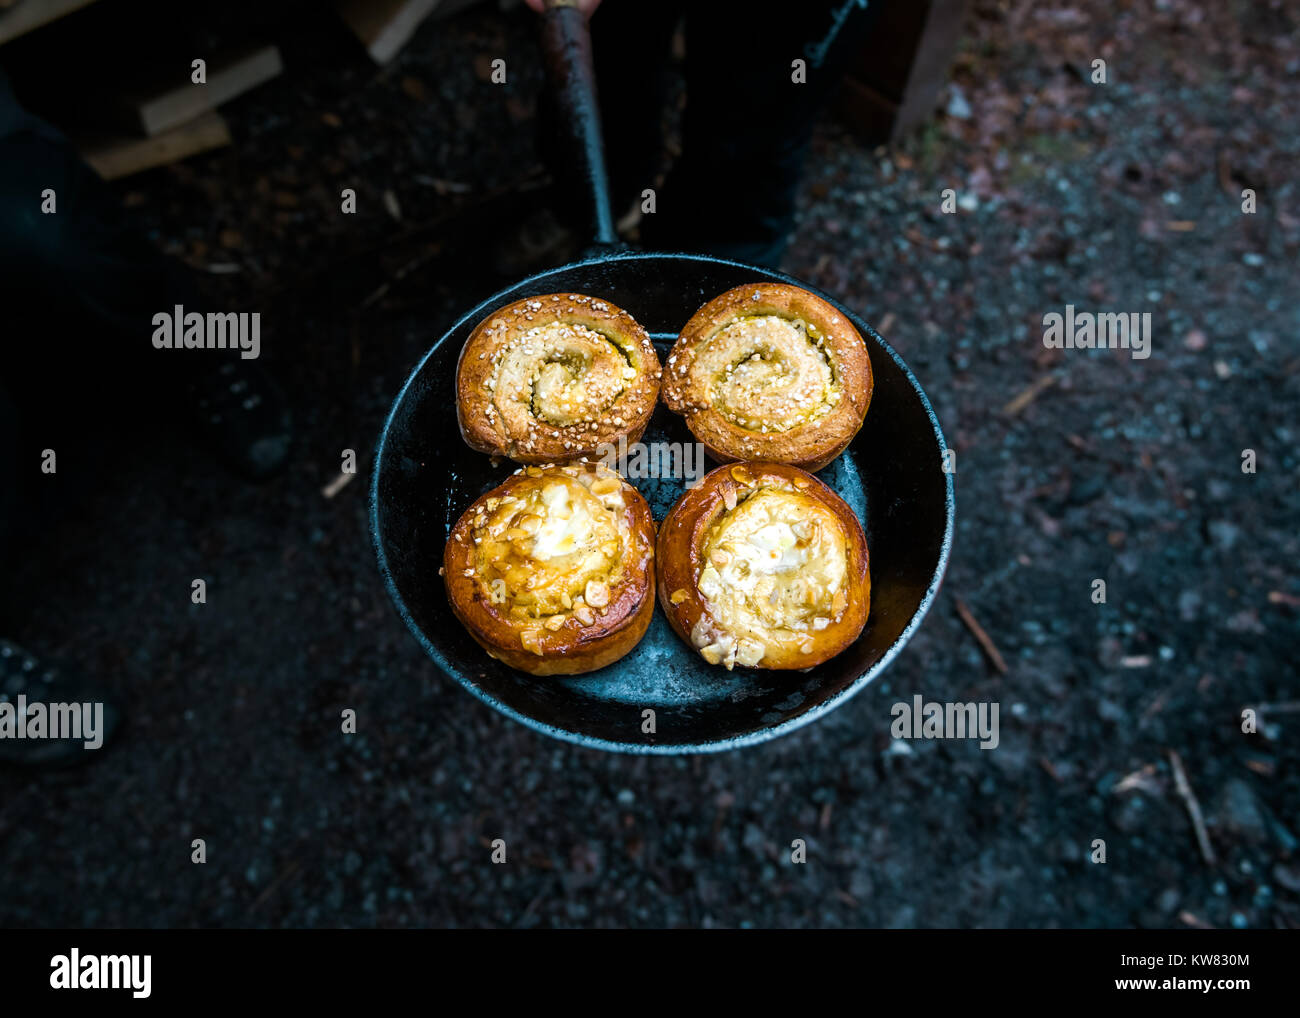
[369,2,954,753]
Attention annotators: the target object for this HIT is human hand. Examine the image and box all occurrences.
[523,0,604,16]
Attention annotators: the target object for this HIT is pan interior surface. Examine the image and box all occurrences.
[371,253,953,752]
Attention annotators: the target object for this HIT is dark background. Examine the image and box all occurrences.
[0,0,1296,927]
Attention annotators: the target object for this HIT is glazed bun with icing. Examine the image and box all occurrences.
[443,460,656,675]
[457,293,661,464]
[662,283,872,472]
[657,461,869,670]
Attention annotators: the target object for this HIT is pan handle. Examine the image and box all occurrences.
[539,0,619,251]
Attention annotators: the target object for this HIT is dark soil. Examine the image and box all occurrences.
[1,0,1296,928]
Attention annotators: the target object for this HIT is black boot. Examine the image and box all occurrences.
[0,69,293,481]
[0,639,121,767]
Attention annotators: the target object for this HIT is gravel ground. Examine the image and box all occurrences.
[1,0,1296,928]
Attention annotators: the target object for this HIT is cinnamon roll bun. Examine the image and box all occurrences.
[662,283,872,472]
[457,293,661,464]
[443,461,656,675]
[657,462,869,671]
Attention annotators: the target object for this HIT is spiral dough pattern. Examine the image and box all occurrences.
[662,284,872,472]
[457,293,661,464]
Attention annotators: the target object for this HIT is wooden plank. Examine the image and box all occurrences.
[336,0,440,65]
[835,0,970,143]
[126,43,282,137]
[891,0,969,140]
[80,110,230,180]
[0,0,100,47]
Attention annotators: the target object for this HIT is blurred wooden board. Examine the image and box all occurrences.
[836,0,969,143]
[125,43,282,136]
[0,0,100,45]
[336,0,479,64]
[80,110,230,179]
[337,0,440,64]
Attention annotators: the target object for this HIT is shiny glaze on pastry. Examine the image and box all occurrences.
[443,461,656,675]
[657,462,869,670]
[662,283,872,472]
[457,293,661,464]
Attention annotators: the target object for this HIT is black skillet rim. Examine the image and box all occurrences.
[369,251,956,754]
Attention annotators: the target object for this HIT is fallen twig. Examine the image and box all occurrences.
[414,175,472,195]
[250,860,302,915]
[954,598,1008,674]
[1168,749,1216,866]
[1215,149,1237,198]
[1001,374,1057,416]
[517,885,550,927]
[1141,689,1170,721]
[322,471,357,499]
[360,241,441,309]
[1114,764,1160,794]
[1254,701,1300,715]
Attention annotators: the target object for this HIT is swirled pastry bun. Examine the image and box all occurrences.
[658,462,869,671]
[457,294,661,464]
[443,461,656,675]
[662,283,871,472]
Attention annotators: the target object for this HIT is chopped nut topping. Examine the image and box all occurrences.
[735,640,766,667]
[690,616,713,649]
[584,579,610,608]
[520,630,545,656]
[700,643,726,665]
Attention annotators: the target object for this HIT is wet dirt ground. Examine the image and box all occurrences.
[1,0,1296,927]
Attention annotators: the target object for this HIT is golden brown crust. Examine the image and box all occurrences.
[456,293,662,464]
[661,283,872,472]
[657,462,869,670]
[443,461,656,675]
